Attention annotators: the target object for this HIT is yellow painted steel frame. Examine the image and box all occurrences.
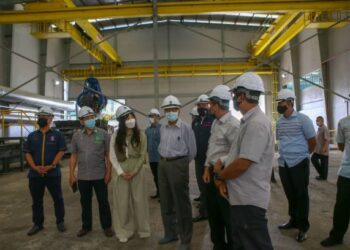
[1,1,350,24]
[266,12,315,57]
[252,12,299,57]
[62,63,273,80]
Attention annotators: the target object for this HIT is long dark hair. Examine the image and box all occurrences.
[116,113,141,153]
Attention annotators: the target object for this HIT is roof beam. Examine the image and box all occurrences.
[0,1,349,24]
[252,12,299,57]
[266,12,315,57]
[62,63,273,80]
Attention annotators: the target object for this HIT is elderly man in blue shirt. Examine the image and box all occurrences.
[157,95,197,250]
[145,108,162,199]
[276,89,316,242]
[321,115,350,247]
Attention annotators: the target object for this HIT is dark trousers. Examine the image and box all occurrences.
[206,167,233,250]
[78,179,112,230]
[230,205,273,250]
[158,157,193,244]
[311,153,329,179]
[329,176,350,241]
[149,162,159,195]
[195,159,207,217]
[279,158,310,232]
[29,176,65,227]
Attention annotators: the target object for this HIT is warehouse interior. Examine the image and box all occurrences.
[0,0,350,249]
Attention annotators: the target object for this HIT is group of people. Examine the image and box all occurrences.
[23,72,350,250]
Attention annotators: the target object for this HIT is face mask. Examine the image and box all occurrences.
[125,118,136,129]
[149,118,155,124]
[197,108,208,117]
[37,118,48,128]
[233,96,241,111]
[277,105,288,114]
[166,111,178,122]
[84,118,96,129]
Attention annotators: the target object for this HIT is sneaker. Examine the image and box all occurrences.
[27,225,43,236]
[159,236,179,245]
[150,193,159,199]
[104,228,114,237]
[278,221,297,230]
[320,237,343,247]
[296,231,308,242]
[77,228,91,237]
[57,222,66,232]
[193,196,200,202]
[139,232,151,238]
[119,237,128,243]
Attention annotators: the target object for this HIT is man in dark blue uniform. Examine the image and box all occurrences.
[192,94,214,222]
[24,106,67,236]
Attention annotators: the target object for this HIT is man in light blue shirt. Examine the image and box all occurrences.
[276,89,316,242]
[158,95,196,250]
[321,115,350,247]
[145,108,161,199]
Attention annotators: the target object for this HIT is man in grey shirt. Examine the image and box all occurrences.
[158,95,196,250]
[214,73,274,250]
[203,85,239,250]
[69,106,113,238]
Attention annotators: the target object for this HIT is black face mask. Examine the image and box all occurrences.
[197,108,208,117]
[277,105,288,114]
[37,118,48,128]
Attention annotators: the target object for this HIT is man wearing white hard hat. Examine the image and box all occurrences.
[158,95,196,250]
[192,94,214,223]
[69,106,114,238]
[213,72,274,249]
[24,106,67,236]
[203,85,239,250]
[276,88,316,242]
[145,108,161,198]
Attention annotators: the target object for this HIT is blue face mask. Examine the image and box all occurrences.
[84,118,96,129]
[166,112,178,122]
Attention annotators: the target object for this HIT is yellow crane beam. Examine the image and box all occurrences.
[62,63,273,80]
[266,12,315,57]
[252,12,299,57]
[0,1,350,24]
[61,0,122,65]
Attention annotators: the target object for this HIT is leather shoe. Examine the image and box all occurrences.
[296,231,308,242]
[192,215,207,223]
[27,225,43,236]
[320,237,343,247]
[278,221,297,230]
[104,228,114,237]
[159,236,179,245]
[193,196,200,202]
[150,193,159,199]
[77,228,91,237]
[57,222,66,232]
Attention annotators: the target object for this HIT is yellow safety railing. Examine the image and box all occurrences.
[0,109,38,137]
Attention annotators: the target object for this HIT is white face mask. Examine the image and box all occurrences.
[149,118,155,124]
[125,118,136,129]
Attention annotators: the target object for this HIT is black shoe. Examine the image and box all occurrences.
[278,221,297,230]
[193,196,200,202]
[104,228,114,237]
[316,176,326,180]
[158,236,179,245]
[296,231,307,242]
[150,193,159,199]
[320,237,343,247]
[77,228,91,237]
[57,222,66,232]
[192,215,207,223]
[27,225,43,236]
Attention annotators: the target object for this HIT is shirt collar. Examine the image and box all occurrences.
[281,109,297,120]
[218,112,231,124]
[82,127,97,134]
[166,118,182,128]
[241,106,260,124]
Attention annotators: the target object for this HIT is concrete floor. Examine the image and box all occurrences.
[0,151,349,250]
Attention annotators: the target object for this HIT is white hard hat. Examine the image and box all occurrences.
[149,108,161,116]
[276,89,295,101]
[190,107,199,116]
[115,105,133,120]
[196,94,209,104]
[209,85,231,101]
[161,95,182,109]
[232,72,265,93]
[78,106,95,119]
[38,106,54,116]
